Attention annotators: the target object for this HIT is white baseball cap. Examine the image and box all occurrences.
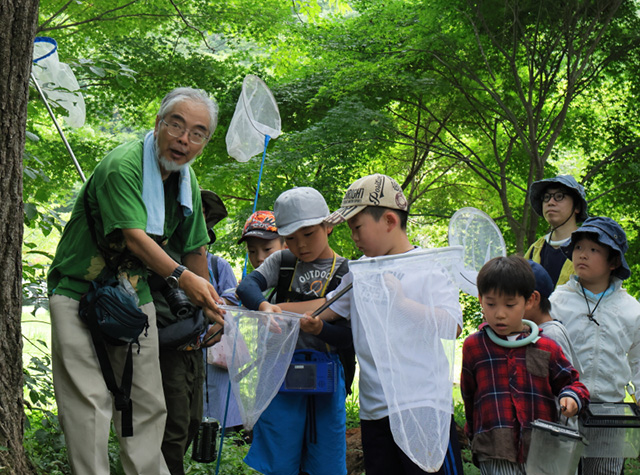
[273,187,330,236]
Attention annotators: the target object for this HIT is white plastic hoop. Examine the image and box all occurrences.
[448,207,507,295]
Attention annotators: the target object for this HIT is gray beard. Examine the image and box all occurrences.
[157,154,195,172]
[155,135,196,172]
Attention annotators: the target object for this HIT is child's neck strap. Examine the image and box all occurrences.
[485,319,540,348]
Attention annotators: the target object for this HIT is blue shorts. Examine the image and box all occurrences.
[244,353,347,475]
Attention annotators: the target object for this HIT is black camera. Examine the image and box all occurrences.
[148,271,196,319]
[164,287,196,319]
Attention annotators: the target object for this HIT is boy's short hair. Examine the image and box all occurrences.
[237,210,280,244]
[477,255,535,299]
[360,206,409,230]
[539,294,551,314]
[274,187,330,236]
[561,216,630,280]
[325,174,408,225]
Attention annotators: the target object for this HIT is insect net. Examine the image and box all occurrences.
[349,247,464,472]
[32,37,85,128]
[448,207,506,296]
[226,74,281,162]
[220,306,301,429]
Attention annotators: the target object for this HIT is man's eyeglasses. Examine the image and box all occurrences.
[542,191,566,203]
[161,119,208,145]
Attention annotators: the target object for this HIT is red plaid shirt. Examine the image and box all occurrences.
[461,325,589,463]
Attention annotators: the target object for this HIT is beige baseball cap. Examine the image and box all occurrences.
[325,174,408,225]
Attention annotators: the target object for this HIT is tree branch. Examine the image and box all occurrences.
[168,0,215,52]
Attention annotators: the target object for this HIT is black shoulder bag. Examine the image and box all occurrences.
[78,175,149,437]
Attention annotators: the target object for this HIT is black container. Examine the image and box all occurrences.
[192,420,218,463]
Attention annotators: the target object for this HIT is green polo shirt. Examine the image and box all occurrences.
[47,139,208,305]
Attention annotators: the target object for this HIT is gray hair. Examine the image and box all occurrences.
[158,87,218,137]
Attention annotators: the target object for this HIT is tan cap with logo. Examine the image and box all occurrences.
[325,174,408,225]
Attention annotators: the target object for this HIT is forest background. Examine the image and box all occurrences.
[2,0,640,472]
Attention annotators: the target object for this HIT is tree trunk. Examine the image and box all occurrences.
[0,0,40,473]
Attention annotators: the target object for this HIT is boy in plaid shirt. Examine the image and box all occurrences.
[461,255,589,474]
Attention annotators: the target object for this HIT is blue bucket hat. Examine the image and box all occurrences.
[529,175,588,222]
[561,216,630,280]
[528,260,554,300]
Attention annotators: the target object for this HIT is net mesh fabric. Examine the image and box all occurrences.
[350,248,463,471]
[448,207,506,295]
[220,306,300,429]
[226,74,281,162]
[32,39,86,128]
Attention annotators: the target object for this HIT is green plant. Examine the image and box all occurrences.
[184,432,258,474]
[345,390,360,429]
[23,354,69,474]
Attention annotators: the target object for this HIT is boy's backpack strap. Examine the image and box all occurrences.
[272,250,297,304]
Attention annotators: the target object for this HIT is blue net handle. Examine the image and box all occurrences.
[241,134,271,279]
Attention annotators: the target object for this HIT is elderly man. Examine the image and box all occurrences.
[47,87,224,474]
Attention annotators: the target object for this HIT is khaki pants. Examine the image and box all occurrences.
[50,294,170,475]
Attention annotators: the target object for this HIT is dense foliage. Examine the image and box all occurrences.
[24,0,640,296]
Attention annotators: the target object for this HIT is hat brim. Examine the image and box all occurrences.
[237,229,280,244]
[324,205,366,226]
[529,178,588,222]
[201,190,228,228]
[562,228,631,280]
[277,216,328,237]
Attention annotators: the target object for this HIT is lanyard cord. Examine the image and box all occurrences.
[580,283,605,326]
[287,252,337,299]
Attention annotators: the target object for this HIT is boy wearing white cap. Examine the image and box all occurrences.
[236,186,350,475]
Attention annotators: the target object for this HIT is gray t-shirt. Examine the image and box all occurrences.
[258,250,348,351]
[539,319,580,371]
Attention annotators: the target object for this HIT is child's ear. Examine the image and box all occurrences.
[384,210,399,230]
[525,292,537,311]
[609,255,622,272]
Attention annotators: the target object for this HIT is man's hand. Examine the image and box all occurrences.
[559,397,579,418]
[201,323,223,348]
[203,306,225,326]
[300,314,323,335]
[179,270,225,322]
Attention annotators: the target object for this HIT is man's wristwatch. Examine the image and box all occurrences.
[166,265,187,289]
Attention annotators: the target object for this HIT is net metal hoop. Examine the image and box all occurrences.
[33,37,58,63]
[448,206,507,271]
[240,74,281,138]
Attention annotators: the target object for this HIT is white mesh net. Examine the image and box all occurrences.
[226,74,281,162]
[220,306,300,429]
[32,38,86,128]
[350,247,463,472]
[448,207,506,296]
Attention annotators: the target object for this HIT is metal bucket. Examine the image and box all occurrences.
[526,419,586,475]
[192,420,218,463]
